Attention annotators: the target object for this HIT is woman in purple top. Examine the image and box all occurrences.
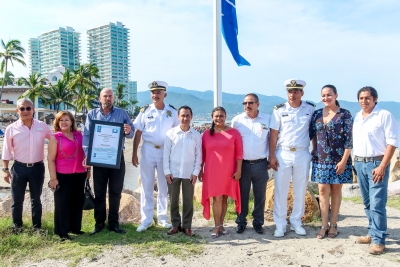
[48,111,89,241]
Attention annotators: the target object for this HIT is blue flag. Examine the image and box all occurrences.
[221,0,250,66]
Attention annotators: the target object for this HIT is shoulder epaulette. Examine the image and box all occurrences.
[306,101,316,107]
[140,104,149,113]
[274,103,285,110]
[168,104,177,110]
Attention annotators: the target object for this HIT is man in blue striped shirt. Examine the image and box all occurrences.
[83,88,134,235]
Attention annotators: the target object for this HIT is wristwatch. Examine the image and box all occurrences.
[2,168,9,172]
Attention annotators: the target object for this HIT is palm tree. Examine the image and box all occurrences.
[18,73,48,106]
[118,100,130,110]
[0,71,15,86]
[43,77,75,113]
[69,63,100,115]
[0,39,26,100]
[115,83,126,107]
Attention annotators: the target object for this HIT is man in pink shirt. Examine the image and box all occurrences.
[2,98,53,234]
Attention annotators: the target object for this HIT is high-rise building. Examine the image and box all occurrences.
[87,21,130,94]
[128,81,137,103]
[28,26,81,75]
[28,38,41,74]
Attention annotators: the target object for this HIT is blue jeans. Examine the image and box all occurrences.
[354,160,389,246]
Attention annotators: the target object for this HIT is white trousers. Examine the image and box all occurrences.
[273,148,311,230]
[140,142,169,225]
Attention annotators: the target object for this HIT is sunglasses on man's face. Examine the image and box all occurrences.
[18,107,32,112]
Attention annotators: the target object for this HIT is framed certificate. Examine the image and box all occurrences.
[87,120,124,169]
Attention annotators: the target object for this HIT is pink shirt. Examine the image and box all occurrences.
[54,131,86,174]
[2,119,53,163]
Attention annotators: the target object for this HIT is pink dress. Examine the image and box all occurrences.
[54,131,86,174]
[201,128,243,220]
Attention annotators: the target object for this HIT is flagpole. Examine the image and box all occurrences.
[213,0,222,107]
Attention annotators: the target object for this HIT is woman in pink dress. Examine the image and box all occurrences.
[199,106,243,238]
[48,111,88,241]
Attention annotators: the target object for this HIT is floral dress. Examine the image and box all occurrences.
[310,108,353,184]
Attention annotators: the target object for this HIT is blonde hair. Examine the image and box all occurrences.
[53,111,77,132]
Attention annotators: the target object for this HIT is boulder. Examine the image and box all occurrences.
[106,193,141,224]
[342,184,361,198]
[264,178,320,223]
[388,180,400,196]
[389,151,400,183]
[194,183,203,203]
[0,194,12,217]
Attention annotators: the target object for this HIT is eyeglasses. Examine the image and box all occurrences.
[242,102,255,105]
[18,107,32,112]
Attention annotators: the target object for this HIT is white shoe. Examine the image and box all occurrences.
[290,225,306,236]
[274,229,286,237]
[137,224,151,232]
[158,221,172,229]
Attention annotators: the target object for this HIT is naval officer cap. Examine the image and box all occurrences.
[284,79,306,90]
[148,81,168,91]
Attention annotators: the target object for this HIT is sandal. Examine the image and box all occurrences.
[328,224,338,238]
[219,225,229,235]
[211,227,220,238]
[316,226,328,239]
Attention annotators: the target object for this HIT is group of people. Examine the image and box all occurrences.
[1,79,398,256]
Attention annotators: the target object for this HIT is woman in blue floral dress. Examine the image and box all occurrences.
[310,85,353,239]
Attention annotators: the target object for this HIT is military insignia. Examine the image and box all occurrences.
[166,110,172,118]
[168,104,177,110]
[152,81,158,88]
[306,101,316,107]
[290,80,297,87]
[274,103,285,110]
[140,104,150,113]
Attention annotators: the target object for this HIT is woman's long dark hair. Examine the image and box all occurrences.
[322,84,340,107]
[210,106,226,136]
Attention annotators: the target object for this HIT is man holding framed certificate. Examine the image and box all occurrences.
[83,88,135,235]
[132,81,179,232]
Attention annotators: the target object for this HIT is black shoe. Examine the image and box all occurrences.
[59,234,72,241]
[12,225,22,235]
[70,230,85,235]
[236,225,246,234]
[90,224,105,236]
[109,226,126,234]
[253,225,264,234]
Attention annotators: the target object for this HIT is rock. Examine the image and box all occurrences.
[194,183,203,203]
[0,194,12,217]
[307,181,319,195]
[341,184,361,198]
[107,193,141,224]
[388,180,400,196]
[389,152,400,183]
[264,179,320,223]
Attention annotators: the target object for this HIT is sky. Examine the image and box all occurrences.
[1,0,400,103]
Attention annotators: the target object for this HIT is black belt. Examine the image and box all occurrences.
[14,160,44,167]
[354,155,384,162]
[243,158,267,164]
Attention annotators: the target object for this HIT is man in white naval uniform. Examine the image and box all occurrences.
[269,79,315,237]
[132,81,179,232]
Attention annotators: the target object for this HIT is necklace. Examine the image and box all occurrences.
[58,134,78,160]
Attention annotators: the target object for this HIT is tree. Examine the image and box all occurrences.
[0,39,26,100]
[18,73,48,106]
[115,83,126,107]
[69,63,100,115]
[0,71,14,86]
[43,76,74,113]
[118,100,130,110]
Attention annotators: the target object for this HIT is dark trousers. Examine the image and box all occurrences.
[93,156,125,228]
[54,172,86,235]
[168,178,194,229]
[11,162,45,228]
[236,159,269,227]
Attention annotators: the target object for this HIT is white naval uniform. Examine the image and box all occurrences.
[133,103,179,225]
[269,101,315,230]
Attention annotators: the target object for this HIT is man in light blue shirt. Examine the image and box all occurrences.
[83,88,134,235]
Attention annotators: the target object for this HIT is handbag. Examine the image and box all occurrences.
[82,179,95,210]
